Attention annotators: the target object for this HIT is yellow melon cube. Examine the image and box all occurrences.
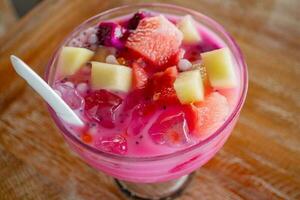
[91,61,132,92]
[59,46,94,76]
[201,48,237,88]
[174,69,204,104]
[177,15,202,44]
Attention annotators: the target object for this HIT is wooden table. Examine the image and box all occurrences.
[0,0,299,199]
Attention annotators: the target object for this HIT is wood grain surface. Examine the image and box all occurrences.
[0,0,299,199]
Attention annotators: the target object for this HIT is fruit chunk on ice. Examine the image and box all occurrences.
[126,15,183,66]
[174,69,204,104]
[91,61,132,92]
[185,92,229,138]
[177,15,202,44]
[201,48,237,88]
[149,108,190,146]
[59,46,94,76]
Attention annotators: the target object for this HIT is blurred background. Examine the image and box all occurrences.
[0,0,41,36]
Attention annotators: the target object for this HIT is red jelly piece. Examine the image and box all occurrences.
[84,90,122,128]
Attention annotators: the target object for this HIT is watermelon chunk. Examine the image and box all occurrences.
[184,92,229,139]
[132,59,148,89]
[126,15,183,67]
[149,66,179,105]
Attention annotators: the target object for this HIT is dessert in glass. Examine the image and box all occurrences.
[46,3,248,199]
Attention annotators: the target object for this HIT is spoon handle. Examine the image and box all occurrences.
[10,55,84,126]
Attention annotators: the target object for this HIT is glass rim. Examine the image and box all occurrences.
[45,3,248,162]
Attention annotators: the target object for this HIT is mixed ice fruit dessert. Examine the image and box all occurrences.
[53,11,239,157]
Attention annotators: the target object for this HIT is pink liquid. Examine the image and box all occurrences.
[47,9,245,183]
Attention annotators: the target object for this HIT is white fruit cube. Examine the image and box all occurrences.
[177,15,201,43]
[201,48,237,88]
[174,70,204,104]
[59,46,94,76]
[91,61,132,92]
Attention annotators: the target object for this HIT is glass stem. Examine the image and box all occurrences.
[115,174,193,200]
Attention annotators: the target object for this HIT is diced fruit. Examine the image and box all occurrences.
[127,11,148,30]
[132,59,148,89]
[174,70,204,104]
[201,48,237,88]
[149,107,190,146]
[126,15,183,66]
[187,92,229,138]
[91,61,132,92]
[84,89,122,128]
[177,15,201,43]
[95,135,127,154]
[163,66,179,78]
[150,66,179,104]
[97,22,125,48]
[183,44,202,61]
[84,89,122,110]
[59,46,94,76]
[218,88,238,107]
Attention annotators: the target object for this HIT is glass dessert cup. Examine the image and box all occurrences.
[46,3,248,200]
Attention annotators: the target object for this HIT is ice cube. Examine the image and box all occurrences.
[95,135,127,154]
[149,109,191,147]
[76,83,89,95]
[55,82,84,110]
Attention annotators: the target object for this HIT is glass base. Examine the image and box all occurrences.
[115,174,193,200]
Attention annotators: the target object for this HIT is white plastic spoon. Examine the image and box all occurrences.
[10,55,84,126]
